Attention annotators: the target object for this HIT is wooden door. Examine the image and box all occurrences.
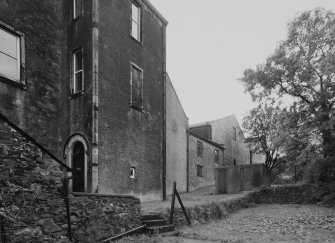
[72,142,85,192]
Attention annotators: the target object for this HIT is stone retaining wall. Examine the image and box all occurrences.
[168,196,252,227]
[0,119,68,242]
[248,183,335,207]
[69,193,141,242]
[167,183,335,227]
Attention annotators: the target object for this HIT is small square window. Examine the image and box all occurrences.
[130,167,136,179]
[130,63,143,109]
[197,141,203,157]
[73,0,83,19]
[214,149,219,162]
[0,26,22,83]
[72,49,84,94]
[131,3,141,41]
[196,165,203,177]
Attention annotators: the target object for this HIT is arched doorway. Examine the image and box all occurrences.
[64,134,89,192]
[72,142,85,192]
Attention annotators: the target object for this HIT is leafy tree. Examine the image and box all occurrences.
[241,8,335,159]
[243,104,288,172]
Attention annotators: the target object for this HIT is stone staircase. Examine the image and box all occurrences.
[142,213,175,234]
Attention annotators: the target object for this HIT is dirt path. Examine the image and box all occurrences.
[119,204,335,243]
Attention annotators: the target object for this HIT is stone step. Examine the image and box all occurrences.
[145,224,175,234]
[143,218,168,227]
[141,213,166,221]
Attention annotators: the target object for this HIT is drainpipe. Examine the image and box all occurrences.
[186,130,189,192]
[162,22,167,201]
[91,0,99,193]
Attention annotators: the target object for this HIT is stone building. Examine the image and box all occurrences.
[188,132,225,192]
[190,115,263,166]
[0,0,168,201]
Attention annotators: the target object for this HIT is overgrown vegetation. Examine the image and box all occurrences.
[241,8,335,182]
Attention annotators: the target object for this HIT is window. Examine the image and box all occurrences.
[73,49,83,94]
[0,26,21,82]
[196,165,203,177]
[130,167,136,179]
[73,0,83,19]
[130,63,143,109]
[131,3,141,41]
[214,149,219,162]
[233,159,237,166]
[197,141,203,157]
[233,127,237,141]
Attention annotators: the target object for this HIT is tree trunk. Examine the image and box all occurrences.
[320,104,335,158]
[319,104,335,182]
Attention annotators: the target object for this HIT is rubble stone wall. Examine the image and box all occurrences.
[168,184,335,227]
[0,118,142,242]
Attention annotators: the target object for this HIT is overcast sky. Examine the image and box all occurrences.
[150,0,335,124]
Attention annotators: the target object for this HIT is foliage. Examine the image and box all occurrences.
[243,103,289,171]
[241,8,335,159]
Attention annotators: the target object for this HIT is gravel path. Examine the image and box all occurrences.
[119,204,335,243]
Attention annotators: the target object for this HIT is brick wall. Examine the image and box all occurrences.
[97,0,166,201]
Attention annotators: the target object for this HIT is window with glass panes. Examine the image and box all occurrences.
[131,3,141,41]
[73,49,83,94]
[0,27,20,82]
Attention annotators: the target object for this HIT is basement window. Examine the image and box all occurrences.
[130,63,143,110]
[72,48,84,94]
[0,24,25,86]
[130,167,136,179]
[196,165,203,177]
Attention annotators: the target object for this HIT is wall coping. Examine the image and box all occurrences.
[72,192,138,199]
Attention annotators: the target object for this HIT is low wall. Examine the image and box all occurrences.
[248,183,335,207]
[167,183,335,227]
[167,196,251,226]
[70,193,141,242]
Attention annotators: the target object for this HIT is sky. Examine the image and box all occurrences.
[149,0,335,125]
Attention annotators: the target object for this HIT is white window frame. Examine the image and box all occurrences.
[0,26,21,83]
[131,2,141,41]
[130,62,143,109]
[73,0,82,19]
[73,48,84,94]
